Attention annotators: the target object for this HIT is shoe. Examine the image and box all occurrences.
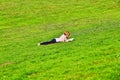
[37,43,40,46]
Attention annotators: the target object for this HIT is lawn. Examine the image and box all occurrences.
[0,0,120,80]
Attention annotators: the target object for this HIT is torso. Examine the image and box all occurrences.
[55,34,67,42]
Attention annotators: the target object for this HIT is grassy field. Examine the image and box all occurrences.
[0,0,120,80]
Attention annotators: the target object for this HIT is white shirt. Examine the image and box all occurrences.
[55,34,67,42]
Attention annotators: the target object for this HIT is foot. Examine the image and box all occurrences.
[37,43,40,46]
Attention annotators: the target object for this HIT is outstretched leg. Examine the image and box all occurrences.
[38,39,56,46]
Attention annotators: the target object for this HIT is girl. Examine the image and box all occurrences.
[38,31,74,46]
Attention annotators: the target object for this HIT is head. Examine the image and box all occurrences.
[64,31,70,38]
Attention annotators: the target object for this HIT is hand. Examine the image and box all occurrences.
[66,38,74,42]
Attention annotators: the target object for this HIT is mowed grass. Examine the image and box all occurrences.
[0,0,120,80]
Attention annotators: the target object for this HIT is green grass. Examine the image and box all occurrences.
[0,0,120,80]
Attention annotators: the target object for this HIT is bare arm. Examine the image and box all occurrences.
[62,37,69,42]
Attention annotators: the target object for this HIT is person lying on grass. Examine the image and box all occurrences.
[37,31,74,46]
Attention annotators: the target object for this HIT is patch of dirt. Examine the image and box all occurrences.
[0,62,15,67]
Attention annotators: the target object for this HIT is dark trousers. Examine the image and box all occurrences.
[40,39,56,45]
